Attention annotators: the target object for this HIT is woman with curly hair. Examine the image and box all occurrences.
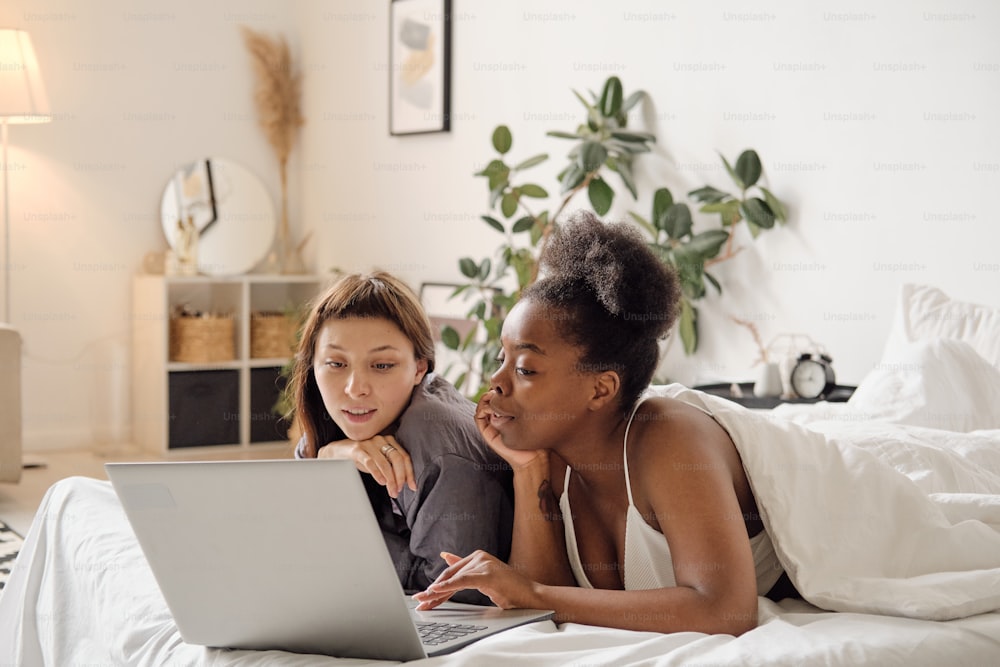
[413,211,787,634]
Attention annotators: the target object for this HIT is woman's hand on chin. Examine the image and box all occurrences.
[412,551,541,611]
[317,435,416,498]
[475,391,548,471]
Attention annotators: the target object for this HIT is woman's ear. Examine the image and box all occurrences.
[414,358,429,385]
[588,371,621,410]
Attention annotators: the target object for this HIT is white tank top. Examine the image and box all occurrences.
[559,397,784,595]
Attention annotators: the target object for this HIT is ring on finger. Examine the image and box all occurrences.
[381,444,396,457]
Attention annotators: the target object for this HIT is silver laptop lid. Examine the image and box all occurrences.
[106,459,428,661]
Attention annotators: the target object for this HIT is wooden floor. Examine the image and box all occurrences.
[0,443,295,537]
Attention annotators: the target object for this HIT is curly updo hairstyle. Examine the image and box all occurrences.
[522,210,681,411]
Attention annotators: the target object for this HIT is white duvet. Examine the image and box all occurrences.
[2,382,1000,665]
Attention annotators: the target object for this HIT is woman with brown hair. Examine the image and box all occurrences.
[291,271,512,605]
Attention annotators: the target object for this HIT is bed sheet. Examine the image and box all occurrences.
[3,383,1000,665]
[1,474,998,667]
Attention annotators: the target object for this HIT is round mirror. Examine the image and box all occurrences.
[160,158,276,275]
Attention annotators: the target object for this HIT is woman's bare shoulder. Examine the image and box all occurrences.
[628,395,734,464]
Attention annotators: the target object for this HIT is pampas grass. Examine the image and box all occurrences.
[241,26,305,271]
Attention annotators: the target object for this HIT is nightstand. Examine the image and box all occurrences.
[692,382,856,410]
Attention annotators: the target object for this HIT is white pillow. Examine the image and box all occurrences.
[882,284,1000,369]
[849,337,1000,432]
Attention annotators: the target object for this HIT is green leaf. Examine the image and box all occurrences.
[519,183,548,198]
[587,106,602,131]
[647,242,672,264]
[671,245,706,300]
[759,186,788,223]
[664,203,693,241]
[746,220,762,238]
[546,130,581,140]
[454,371,467,391]
[605,139,652,155]
[513,153,548,171]
[599,76,624,117]
[588,178,614,216]
[720,153,743,190]
[480,159,509,192]
[688,185,730,204]
[735,150,763,188]
[578,141,609,173]
[701,199,742,227]
[501,192,519,218]
[478,259,491,281]
[685,229,730,260]
[621,90,645,113]
[441,325,460,350]
[652,188,674,230]
[512,216,534,233]
[704,271,722,295]
[610,130,656,143]
[461,322,479,350]
[480,215,504,233]
[560,163,586,193]
[510,248,534,288]
[628,211,657,239]
[489,184,505,209]
[492,126,512,154]
[476,158,505,178]
[530,210,548,245]
[572,88,594,112]
[740,198,776,229]
[679,299,698,355]
[459,257,479,278]
[616,158,638,199]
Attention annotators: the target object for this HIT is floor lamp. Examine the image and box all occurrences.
[0,29,51,323]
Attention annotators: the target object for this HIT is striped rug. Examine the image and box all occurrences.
[0,520,24,598]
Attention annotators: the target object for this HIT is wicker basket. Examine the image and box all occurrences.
[169,314,235,363]
[250,312,298,359]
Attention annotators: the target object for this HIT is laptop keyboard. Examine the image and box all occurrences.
[416,621,489,646]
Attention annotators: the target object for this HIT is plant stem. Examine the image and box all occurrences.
[529,172,596,282]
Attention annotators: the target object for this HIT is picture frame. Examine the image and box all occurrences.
[389,0,451,135]
[419,281,499,392]
[418,281,476,344]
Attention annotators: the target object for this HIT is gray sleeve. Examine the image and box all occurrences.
[402,454,513,606]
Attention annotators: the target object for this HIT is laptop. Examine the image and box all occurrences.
[105,459,554,661]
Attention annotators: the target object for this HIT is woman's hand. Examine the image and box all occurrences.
[412,551,540,611]
[317,435,415,498]
[475,391,547,471]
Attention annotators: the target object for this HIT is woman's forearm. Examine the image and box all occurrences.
[506,456,576,587]
[528,583,757,636]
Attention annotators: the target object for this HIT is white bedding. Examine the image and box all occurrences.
[2,380,1000,666]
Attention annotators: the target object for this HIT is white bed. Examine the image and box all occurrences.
[2,283,1000,666]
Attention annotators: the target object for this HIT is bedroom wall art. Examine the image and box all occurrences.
[389,0,452,135]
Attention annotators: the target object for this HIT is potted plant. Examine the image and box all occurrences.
[441,76,787,398]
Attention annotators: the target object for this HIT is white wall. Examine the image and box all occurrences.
[3,0,998,450]
[1,0,299,450]
[298,0,1000,387]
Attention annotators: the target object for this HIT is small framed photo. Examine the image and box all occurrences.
[389,0,451,135]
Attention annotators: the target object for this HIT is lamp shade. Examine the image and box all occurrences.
[0,29,50,123]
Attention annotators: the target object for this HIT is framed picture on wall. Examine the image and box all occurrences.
[419,281,499,392]
[389,0,451,135]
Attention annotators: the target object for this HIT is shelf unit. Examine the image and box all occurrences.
[132,274,330,454]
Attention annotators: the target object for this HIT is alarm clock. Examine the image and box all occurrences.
[790,352,836,399]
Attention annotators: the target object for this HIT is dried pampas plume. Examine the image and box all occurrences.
[241,26,305,270]
[241,26,303,165]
